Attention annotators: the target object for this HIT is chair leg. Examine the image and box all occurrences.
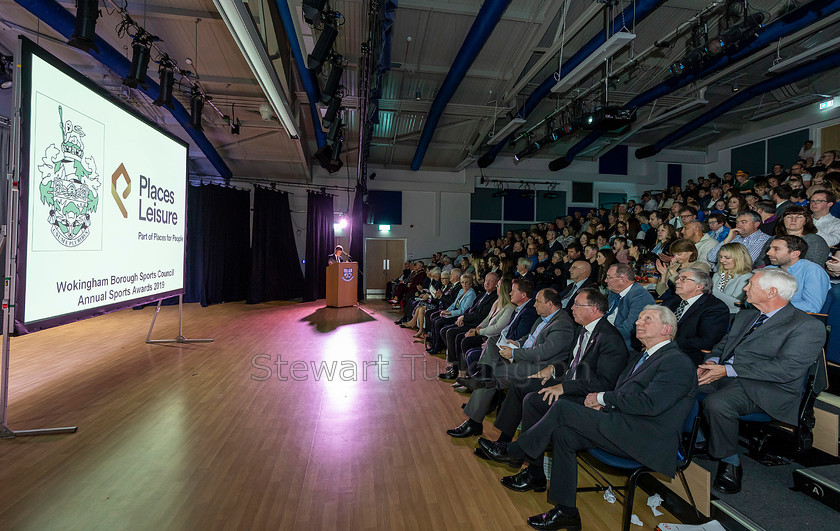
[678,470,701,523]
[623,468,648,531]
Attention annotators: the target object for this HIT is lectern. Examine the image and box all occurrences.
[326,262,358,307]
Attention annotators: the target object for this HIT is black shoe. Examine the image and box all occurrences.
[692,439,709,456]
[438,367,457,380]
[446,420,483,438]
[474,376,497,389]
[394,318,405,324]
[502,467,547,492]
[477,437,524,468]
[713,462,742,494]
[474,445,491,460]
[526,505,581,531]
[456,376,481,390]
[453,386,472,394]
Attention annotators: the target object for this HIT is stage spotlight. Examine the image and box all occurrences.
[0,56,12,90]
[307,24,338,71]
[123,40,152,88]
[302,0,328,25]
[323,97,341,129]
[190,87,204,130]
[314,143,343,174]
[321,60,344,103]
[68,0,100,53]
[514,141,541,162]
[231,118,241,135]
[153,57,175,108]
[327,117,343,143]
[331,137,343,162]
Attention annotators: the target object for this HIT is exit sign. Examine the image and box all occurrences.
[820,99,835,110]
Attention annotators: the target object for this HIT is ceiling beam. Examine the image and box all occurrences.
[57,1,223,21]
[397,0,542,23]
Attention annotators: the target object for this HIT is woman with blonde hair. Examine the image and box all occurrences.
[711,242,753,313]
[654,239,710,296]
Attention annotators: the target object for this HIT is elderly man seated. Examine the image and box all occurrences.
[697,269,825,494]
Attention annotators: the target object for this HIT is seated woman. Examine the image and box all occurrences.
[611,236,630,263]
[654,239,711,297]
[651,223,677,255]
[400,267,442,328]
[774,205,830,265]
[596,249,618,288]
[711,242,753,313]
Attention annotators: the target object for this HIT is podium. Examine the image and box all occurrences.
[326,262,358,307]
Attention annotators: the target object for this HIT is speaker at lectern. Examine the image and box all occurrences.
[326,262,357,307]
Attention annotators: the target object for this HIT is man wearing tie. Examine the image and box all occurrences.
[480,288,628,491]
[478,305,697,530]
[697,269,825,494]
[327,245,348,264]
[446,288,575,438]
[604,263,655,351]
[556,261,595,318]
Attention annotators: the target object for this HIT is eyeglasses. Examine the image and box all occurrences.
[811,199,829,204]
[675,276,697,283]
[571,302,595,308]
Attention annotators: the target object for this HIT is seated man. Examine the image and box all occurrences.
[697,269,825,494]
[662,268,730,365]
[445,288,574,438]
[604,263,655,352]
[556,260,595,318]
[765,235,830,313]
[483,288,628,488]
[478,306,697,530]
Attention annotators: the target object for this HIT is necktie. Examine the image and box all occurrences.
[630,351,650,375]
[674,300,689,321]
[736,313,768,346]
[607,296,621,316]
[568,330,589,376]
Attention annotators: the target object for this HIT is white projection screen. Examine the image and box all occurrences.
[14,38,187,333]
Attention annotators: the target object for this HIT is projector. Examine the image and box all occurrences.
[582,107,636,130]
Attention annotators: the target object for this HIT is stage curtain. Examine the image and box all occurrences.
[185,184,251,306]
[303,191,334,301]
[247,187,303,303]
[349,184,365,301]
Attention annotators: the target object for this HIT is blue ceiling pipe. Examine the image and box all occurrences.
[476,0,666,168]
[552,0,840,170]
[273,0,326,148]
[15,0,232,180]
[637,48,840,158]
[410,0,511,171]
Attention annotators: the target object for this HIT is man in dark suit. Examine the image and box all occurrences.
[605,263,655,352]
[697,269,825,494]
[556,261,596,318]
[478,305,697,530]
[661,268,730,364]
[446,288,575,438]
[772,184,794,218]
[480,288,628,490]
[327,245,349,264]
[439,272,500,374]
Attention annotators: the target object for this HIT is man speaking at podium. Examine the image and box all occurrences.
[328,245,351,264]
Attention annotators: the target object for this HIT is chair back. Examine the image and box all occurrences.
[677,400,701,469]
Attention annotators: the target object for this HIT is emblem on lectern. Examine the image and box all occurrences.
[342,267,354,282]
[36,105,102,247]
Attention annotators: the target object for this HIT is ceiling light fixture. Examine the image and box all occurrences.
[487,117,526,145]
[153,54,175,108]
[551,31,635,94]
[213,0,301,139]
[67,0,100,53]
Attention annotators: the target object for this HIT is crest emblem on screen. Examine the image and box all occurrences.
[36,105,102,247]
[342,267,354,282]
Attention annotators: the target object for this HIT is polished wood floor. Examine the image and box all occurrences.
[0,299,680,529]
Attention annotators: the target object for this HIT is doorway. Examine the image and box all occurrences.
[365,238,406,295]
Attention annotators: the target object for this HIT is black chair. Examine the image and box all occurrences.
[577,401,702,531]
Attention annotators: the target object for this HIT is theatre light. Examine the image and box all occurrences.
[323,97,341,129]
[307,24,338,71]
[190,87,204,130]
[67,0,100,53]
[302,0,328,25]
[551,31,635,94]
[213,0,301,139]
[0,56,12,90]
[321,59,344,103]
[153,55,175,108]
[123,32,155,88]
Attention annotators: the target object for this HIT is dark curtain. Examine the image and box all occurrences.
[185,184,251,306]
[247,187,303,303]
[350,184,365,301]
[303,191,334,301]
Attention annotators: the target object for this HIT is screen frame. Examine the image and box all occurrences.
[14,36,189,334]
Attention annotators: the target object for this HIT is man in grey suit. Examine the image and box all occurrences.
[605,263,655,351]
[478,305,697,530]
[446,288,575,438]
[698,269,825,494]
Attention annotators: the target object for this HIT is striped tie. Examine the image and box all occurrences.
[674,300,689,321]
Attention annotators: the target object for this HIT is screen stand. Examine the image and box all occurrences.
[146,295,214,344]
[1,228,78,439]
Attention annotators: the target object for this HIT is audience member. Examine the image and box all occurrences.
[707,211,771,266]
[774,206,830,265]
[604,263,656,351]
[711,243,753,313]
[765,235,829,313]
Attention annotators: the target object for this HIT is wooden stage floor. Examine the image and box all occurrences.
[0,299,681,530]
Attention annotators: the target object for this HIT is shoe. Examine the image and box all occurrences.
[400,323,417,330]
[394,318,405,325]
[501,467,547,493]
[474,376,497,389]
[438,367,457,380]
[453,386,472,394]
[477,437,524,468]
[413,338,425,343]
[474,445,491,460]
[692,439,709,456]
[713,462,742,494]
[391,305,401,310]
[446,420,483,438]
[526,505,582,531]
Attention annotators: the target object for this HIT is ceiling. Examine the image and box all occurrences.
[0,0,838,181]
